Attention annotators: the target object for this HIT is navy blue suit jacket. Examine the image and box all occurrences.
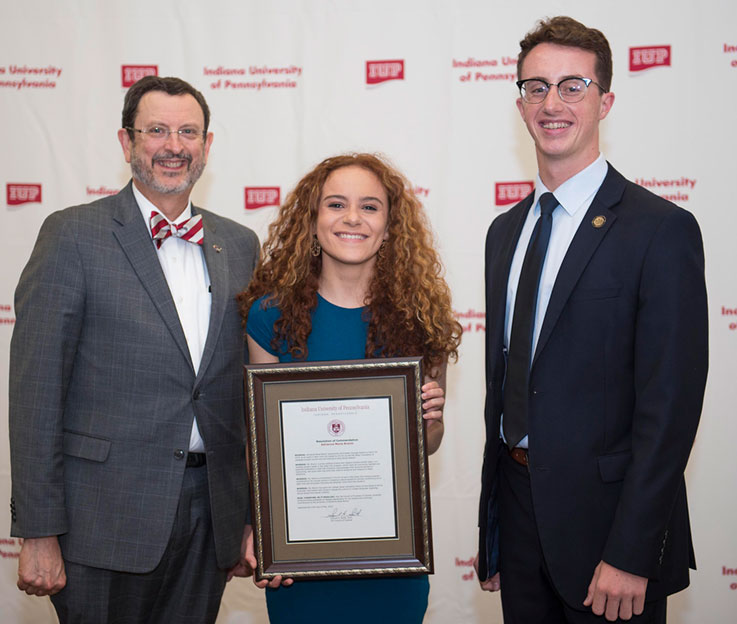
[477,164,708,608]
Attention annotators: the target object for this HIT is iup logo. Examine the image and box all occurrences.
[122,65,158,87]
[245,187,280,210]
[366,60,404,85]
[7,184,42,206]
[495,181,534,206]
[629,46,671,72]
[327,419,345,437]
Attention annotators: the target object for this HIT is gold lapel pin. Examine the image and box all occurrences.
[212,244,222,253]
[592,215,606,228]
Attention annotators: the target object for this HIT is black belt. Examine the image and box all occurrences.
[186,452,207,467]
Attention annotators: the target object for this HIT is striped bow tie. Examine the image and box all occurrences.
[150,211,204,249]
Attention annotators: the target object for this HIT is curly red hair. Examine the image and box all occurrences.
[238,153,462,373]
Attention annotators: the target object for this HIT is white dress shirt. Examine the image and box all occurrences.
[502,154,609,448]
[133,185,211,452]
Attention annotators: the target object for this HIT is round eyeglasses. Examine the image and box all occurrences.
[516,77,605,104]
[124,126,206,141]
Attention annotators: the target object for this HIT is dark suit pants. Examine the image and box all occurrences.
[498,446,666,624]
[51,463,227,624]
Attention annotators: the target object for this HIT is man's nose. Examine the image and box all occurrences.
[542,86,566,111]
[163,130,185,148]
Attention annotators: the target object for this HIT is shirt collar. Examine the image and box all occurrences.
[533,154,608,217]
[131,183,193,239]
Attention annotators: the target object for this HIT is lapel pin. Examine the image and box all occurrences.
[212,244,222,253]
[592,215,606,228]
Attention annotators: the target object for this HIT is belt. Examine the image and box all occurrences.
[186,452,207,467]
[508,446,528,467]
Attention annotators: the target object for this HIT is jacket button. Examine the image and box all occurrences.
[174,449,185,460]
[193,389,200,400]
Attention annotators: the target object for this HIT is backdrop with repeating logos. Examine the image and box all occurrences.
[1,1,736,622]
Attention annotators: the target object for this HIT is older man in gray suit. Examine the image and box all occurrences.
[9,76,259,623]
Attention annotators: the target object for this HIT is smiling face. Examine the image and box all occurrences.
[315,165,389,274]
[516,43,614,185]
[118,91,213,213]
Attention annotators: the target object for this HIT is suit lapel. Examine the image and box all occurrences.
[533,164,626,365]
[196,208,229,384]
[489,195,533,350]
[111,183,194,370]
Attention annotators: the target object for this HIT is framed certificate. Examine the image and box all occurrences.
[244,356,433,580]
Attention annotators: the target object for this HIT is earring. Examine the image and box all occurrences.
[311,236,322,257]
[377,241,387,260]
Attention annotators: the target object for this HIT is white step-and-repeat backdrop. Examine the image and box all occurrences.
[1,1,735,622]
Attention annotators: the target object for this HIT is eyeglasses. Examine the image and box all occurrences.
[516,77,605,103]
[124,126,206,141]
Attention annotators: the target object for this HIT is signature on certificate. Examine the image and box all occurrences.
[324,507,363,520]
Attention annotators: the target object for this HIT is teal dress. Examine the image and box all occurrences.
[247,294,430,623]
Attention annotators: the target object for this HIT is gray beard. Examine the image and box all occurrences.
[130,149,206,195]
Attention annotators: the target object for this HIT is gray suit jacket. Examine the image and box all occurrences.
[9,182,259,573]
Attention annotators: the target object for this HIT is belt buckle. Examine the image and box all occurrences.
[186,452,206,468]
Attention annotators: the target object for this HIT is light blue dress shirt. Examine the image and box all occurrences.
[502,154,609,449]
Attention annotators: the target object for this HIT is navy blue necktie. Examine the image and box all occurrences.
[503,192,558,449]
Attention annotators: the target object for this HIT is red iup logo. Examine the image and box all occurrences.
[121,65,158,87]
[366,60,404,84]
[495,182,533,206]
[245,187,280,210]
[629,46,671,72]
[7,184,42,206]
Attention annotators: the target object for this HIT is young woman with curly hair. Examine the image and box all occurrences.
[237,153,462,623]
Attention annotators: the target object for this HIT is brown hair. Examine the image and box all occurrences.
[518,16,613,92]
[238,153,462,373]
[121,76,210,140]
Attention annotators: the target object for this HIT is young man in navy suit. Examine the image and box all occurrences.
[475,16,708,623]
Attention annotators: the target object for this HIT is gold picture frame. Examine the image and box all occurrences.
[244,357,433,580]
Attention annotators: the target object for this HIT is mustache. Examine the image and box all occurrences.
[152,150,192,164]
